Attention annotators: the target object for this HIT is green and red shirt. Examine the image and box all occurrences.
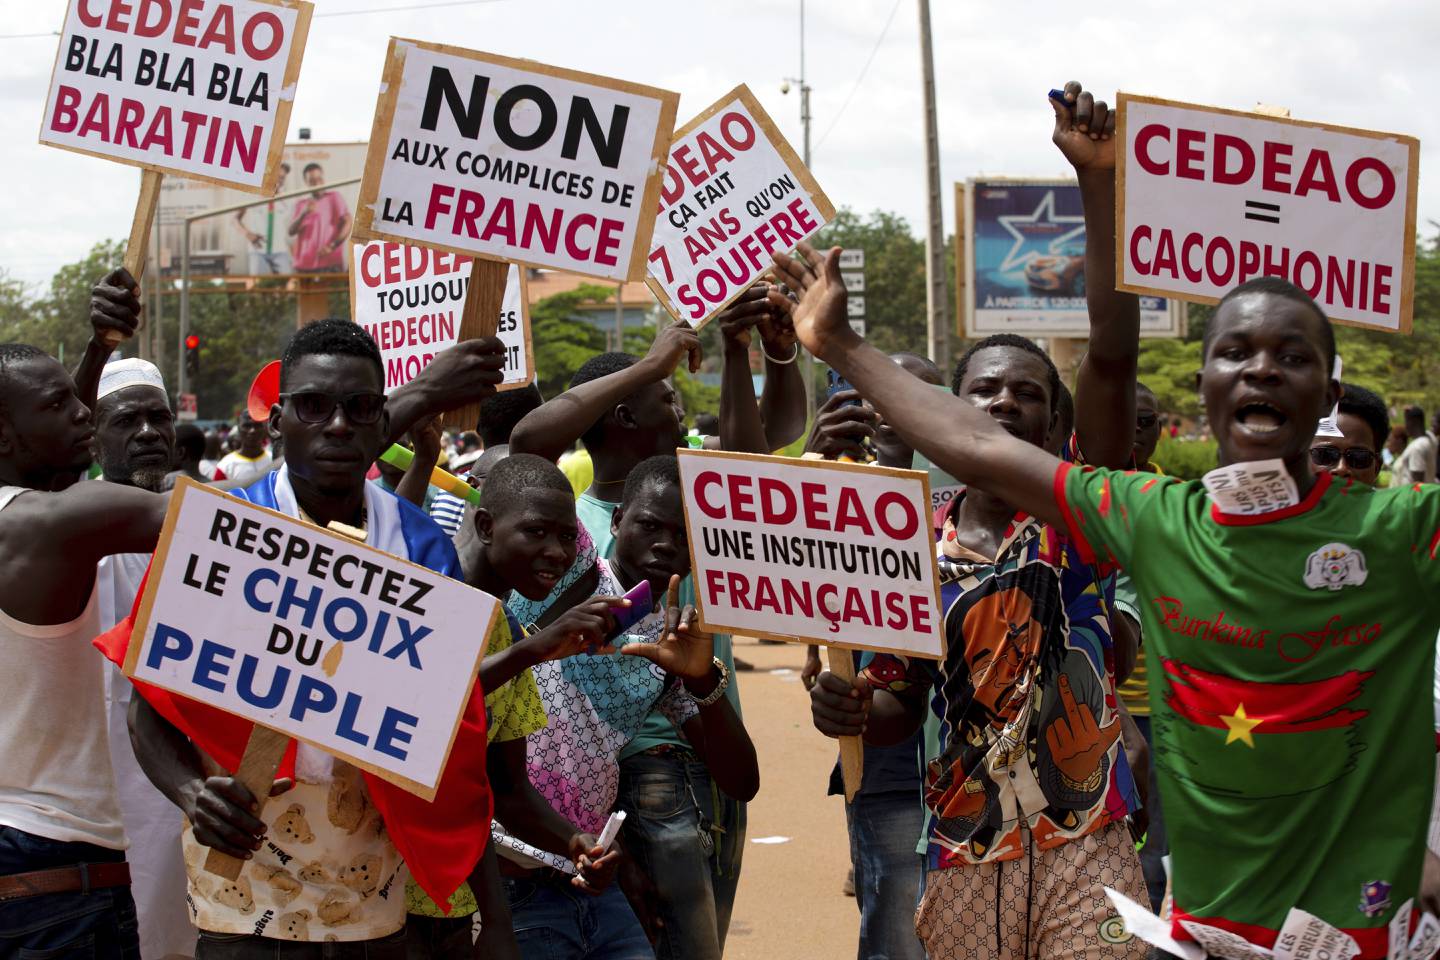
[1056,464,1436,957]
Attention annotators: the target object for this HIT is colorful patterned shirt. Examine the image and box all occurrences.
[1057,465,1436,958]
[864,497,1138,871]
[512,559,697,836]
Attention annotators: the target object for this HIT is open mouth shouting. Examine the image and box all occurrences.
[1234,399,1288,438]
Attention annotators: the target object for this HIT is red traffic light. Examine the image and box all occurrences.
[185,334,200,350]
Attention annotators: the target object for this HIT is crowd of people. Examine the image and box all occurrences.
[0,80,1435,960]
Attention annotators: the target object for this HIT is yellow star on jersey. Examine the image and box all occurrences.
[1221,703,1263,748]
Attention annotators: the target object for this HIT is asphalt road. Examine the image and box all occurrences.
[723,637,860,960]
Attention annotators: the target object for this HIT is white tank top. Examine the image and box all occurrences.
[0,486,126,850]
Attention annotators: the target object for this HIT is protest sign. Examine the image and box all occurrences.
[124,479,498,800]
[352,39,679,283]
[677,449,945,658]
[40,0,311,191]
[352,241,533,394]
[961,177,1181,336]
[646,84,834,327]
[1116,94,1420,333]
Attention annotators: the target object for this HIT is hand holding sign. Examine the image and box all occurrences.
[183,771,295,860]
[405,336,507,413]
[90,268,143,348]
[809,667,872,738]
[716,284,776,351]
[1049,80,1117,170]
[643,320,703,377]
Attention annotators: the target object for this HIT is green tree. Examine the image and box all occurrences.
[528,283,609,400]
[1137,338,1204,420]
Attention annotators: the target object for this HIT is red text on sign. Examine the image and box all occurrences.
[424,185,623,267]
[1129,225,1394,314]
[76,0,287,62]
[693,470,921,541]
[1133,124,1397,210]
[658,111,757,212]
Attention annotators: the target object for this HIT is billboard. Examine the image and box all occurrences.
[156,142,365,279]
[959,178,1183,338]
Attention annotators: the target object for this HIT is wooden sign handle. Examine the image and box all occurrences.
[108,169,163,349]
[442,258,510,432]
[202,725,291,880]
[826,646,864,803]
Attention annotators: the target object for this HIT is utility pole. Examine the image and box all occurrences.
[917,0,950,368]
[782,0,817,415]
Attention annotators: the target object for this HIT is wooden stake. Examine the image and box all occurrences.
[109,170,163,348]
[826,646,864,803]
[443,258,510,432]
[202,725,290,881]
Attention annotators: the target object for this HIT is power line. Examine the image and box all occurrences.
[813,0,903,152]
[0,0,509,38]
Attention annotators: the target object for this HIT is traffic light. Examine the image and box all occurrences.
[185,334,201,378]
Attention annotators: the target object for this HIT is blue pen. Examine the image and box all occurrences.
[1048,88,1075,113]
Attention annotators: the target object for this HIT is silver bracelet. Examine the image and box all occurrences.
[762,342,800,365]
[686,656,730,707]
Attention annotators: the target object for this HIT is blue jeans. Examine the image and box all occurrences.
[846,793,927,960]
[1133,716,1169,913]
[616,751,747,960]
[0,826,139,960]
[504,877,652,960]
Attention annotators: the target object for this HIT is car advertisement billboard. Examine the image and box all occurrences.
[960,178,1183,337]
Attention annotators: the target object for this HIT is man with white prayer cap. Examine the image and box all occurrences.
[93,357,196,959]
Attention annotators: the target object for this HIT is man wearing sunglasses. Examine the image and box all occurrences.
[127,319,519,958]
[1309,383,1388,488]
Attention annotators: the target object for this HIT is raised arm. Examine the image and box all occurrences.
[384,338,506,446]
[509,321,700,462]
[756,279,811,452]
[393,417,440,509]
[74,269,143,411]
[772,243,1065,528]
[0,481,171,624]
[1053,81,1140,469]
[716,285,773,454]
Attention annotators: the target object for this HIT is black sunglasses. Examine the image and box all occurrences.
[1309,445,1377,471]
[279,391,386,425]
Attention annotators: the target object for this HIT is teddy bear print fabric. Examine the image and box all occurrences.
[181,748,407,940]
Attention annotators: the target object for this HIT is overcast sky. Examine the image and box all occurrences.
[4,0,1437,290]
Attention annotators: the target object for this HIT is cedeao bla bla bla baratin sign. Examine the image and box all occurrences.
[124,480,499,799]
[41,0,312,191]
[352,39,679,282]
[351,240,534,393]
[646,84,834,327]
[1116,93,1419,333]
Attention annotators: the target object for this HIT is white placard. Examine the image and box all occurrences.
[1118,94,1419,333]
[677,449,944,658]
[40,0,311,191]
[646,85,834,327]
[841,272,865,293]
[351,241,533,394]
[124,480,497,798]
[352,39,678,282]
[839,249,864,269]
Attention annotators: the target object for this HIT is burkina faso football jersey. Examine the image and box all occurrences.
[1055,464,1436,958]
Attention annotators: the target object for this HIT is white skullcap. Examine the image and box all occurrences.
[97,358,167,401]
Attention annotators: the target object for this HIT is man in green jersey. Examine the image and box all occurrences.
[782,93,1439,960]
